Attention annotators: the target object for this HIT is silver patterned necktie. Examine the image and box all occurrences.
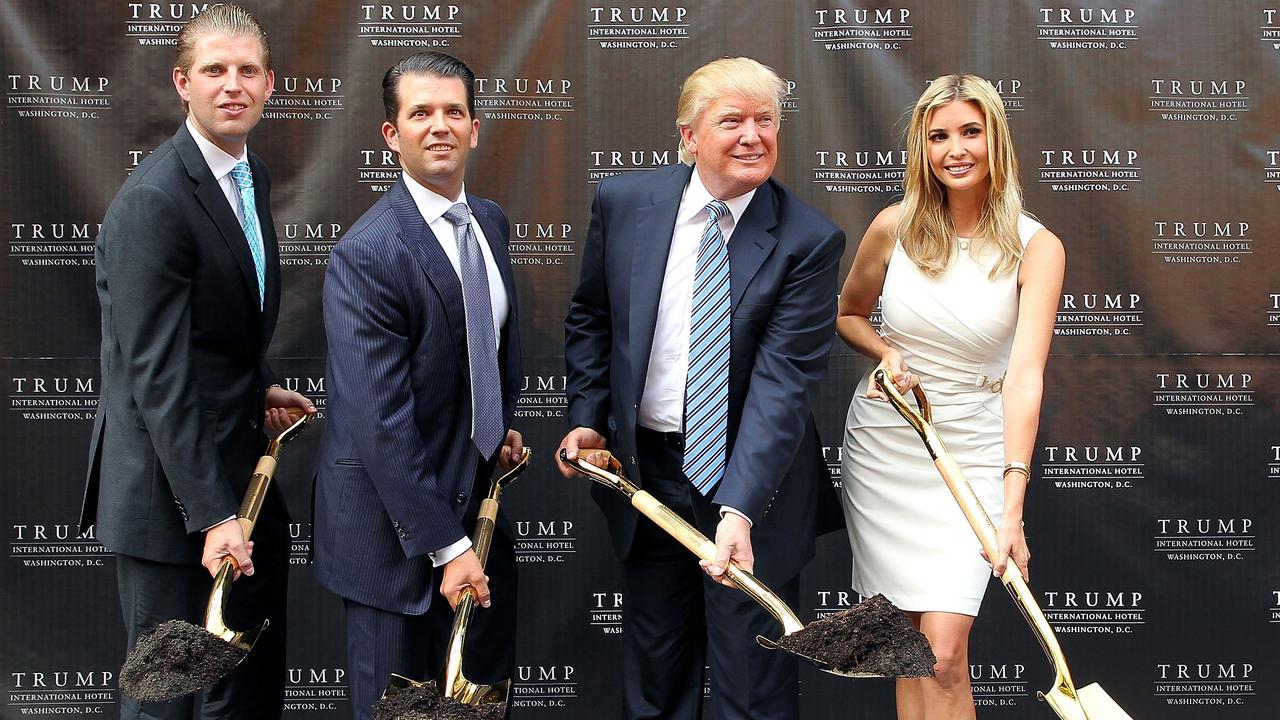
[683,199,731,494]
[442,202,504,455]
[229,161,265,309]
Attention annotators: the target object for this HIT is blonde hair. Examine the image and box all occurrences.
[175,4,271,113]
[676,57,786,164]
[898,74,1024,279]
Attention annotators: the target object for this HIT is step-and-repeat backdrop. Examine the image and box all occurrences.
[3,1,1277,717]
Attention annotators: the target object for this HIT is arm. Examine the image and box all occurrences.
[989,227,1065,581]
[323,234,466,557]
[103,184,238,533]
[559,184,612,475]
[714,224,845,522]
[836,204,914,399]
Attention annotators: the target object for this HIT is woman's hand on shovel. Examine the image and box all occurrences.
[982,519,1031,582]
[202,520,253,579]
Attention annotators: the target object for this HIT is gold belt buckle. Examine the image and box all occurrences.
[978,374,1005,394]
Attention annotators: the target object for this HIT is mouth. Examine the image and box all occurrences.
[944,163,974,176]
[733,152,765,162]
[426,143,455,152]
[219,102,249,116]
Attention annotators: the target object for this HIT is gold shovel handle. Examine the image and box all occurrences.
[560,449,804,636]
[875,371,1080,699]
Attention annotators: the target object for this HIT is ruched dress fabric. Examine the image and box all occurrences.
[841,215,1042,615]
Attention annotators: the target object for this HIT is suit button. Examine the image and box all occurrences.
[455,492,466,504]
[629,456,636,465]
[248,418,259,430]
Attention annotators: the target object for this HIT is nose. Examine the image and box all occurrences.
[428,110,449,134]
[222,70,242,93]
[947,136,966,157]
[739,119,760,145]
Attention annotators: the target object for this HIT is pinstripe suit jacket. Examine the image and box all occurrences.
[313,178,520,614]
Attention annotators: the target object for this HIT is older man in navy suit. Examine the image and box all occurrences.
[557,57,845,720]
[313,52,523,720]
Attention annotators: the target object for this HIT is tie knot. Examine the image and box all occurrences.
[229,161,253,191]
[443,202,471,227]
[705,199,728,222]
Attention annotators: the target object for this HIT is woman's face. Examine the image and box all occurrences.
[926,100,991,196]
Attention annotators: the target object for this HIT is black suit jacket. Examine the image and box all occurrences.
[312,178,521,614]
[80,123,281,564]
[564,164,844,581]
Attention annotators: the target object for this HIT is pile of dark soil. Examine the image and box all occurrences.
[777,594,935,677]
[372,681,506,720]
[119,620,245,702]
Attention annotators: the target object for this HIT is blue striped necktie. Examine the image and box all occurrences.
[443,202,504,455]
[229,161,265,309]
[683,199,731,495]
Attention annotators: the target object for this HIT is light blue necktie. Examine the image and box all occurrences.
[443,202,504,455]
[229,161,265,309]
[683,199,731,495]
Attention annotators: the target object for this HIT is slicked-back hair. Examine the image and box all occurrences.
[382,51,476,124]
[174,3,271,113]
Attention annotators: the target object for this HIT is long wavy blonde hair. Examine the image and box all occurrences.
[898,74,1024,279]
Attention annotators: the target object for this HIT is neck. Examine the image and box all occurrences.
[946,186,985,236]
[189,117,245,158]
[409,170,462,202]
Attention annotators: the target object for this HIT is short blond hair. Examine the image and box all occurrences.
[675,58,786,164]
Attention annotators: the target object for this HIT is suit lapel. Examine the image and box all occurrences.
[174,126,260,309]
[728,181,779,311]
[251,154,278,342]
[629,165,689,401]
[388,180,468,365]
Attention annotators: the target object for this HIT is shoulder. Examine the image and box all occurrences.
[467,194,508,224]
[338,194,402,256]
[767,178,842,241]
[598,163,688,202]
[1020,218,1065,280]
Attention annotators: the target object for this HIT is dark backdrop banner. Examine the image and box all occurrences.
[2,1,1277,717]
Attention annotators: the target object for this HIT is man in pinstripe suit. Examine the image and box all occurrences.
[312,52,524,720]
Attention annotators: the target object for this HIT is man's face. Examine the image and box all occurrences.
[680,93,778,199]
[173,32,273,156]
[382,73,478,199]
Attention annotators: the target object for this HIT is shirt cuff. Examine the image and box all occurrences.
[202,515,238,532]
[718,505,753,527]
[428,536,473,567]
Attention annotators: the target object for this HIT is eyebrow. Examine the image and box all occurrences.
[928,121,983,132]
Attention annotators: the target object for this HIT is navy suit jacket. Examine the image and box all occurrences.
[81,123,281,563]
[564,164,844,582]
[313,178,521,614]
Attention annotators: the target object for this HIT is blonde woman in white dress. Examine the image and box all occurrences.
[837,75,1065,719]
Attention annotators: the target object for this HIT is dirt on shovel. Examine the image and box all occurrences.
[372,681,506,720]
[118,619,246,702]
[777,594,936,677]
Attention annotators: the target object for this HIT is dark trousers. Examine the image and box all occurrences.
[621,428,799,720]
[343,505,517,720]
[115,491,289,720]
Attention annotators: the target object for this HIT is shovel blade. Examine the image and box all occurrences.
[1042,683,1133,720]
[382,673,431,698]
[444,676,510,706]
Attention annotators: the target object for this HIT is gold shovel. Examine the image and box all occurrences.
[205,407,315,650]
[559,448,881,679]
[875,369,1135,720]
[382,447,533,706]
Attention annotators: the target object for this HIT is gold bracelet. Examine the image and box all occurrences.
[1003,462,1031,480]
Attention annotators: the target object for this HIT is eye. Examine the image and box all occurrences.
[963,127,982,137]
[721,118,740,128]
[758,115,774,126]
[448,108,464,117]
[928,132,945,142]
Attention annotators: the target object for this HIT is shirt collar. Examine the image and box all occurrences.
[186,117,247,181]
[402,171,466,224]
[679,165,757,225]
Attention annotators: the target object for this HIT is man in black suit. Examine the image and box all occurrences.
[79,5,312,719]
[312,52,524,720]
[557,57,845,720]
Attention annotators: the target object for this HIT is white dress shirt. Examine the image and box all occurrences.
[639,169,755,524]
[402,172,510,566]
[638,170,754,431]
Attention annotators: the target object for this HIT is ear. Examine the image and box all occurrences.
[679,125,697,158]
[381,121,400,154]
[469,117,479,149]
[172,67,191,104]
[263,69,275,100]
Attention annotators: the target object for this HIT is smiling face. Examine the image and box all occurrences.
[173,31,273,157]
[680,93,778,199]
[926,100,991,197]
[382,73,478,200]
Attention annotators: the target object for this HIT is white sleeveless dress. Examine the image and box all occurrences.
[841,215,1043,615]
